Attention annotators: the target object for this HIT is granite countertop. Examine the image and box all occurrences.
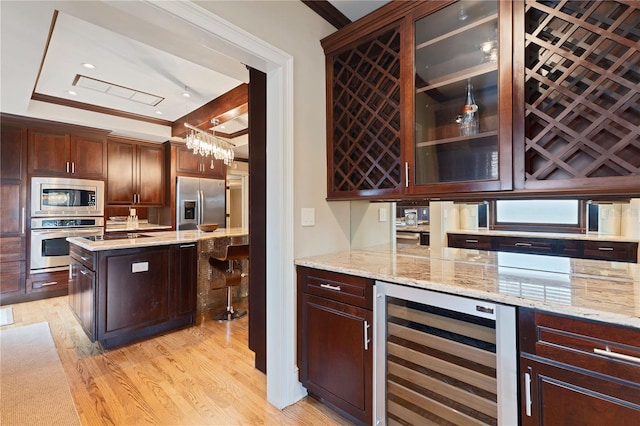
[450,228,639,243]
[68,227,248,251]
[105,220,172,232]
[396,225,430,232]
[295,244,640,329]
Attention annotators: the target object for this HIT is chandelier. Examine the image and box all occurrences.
[184,120,235,165]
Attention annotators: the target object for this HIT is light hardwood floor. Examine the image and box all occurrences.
[3,296,352,425]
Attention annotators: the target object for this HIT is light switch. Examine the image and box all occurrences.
[379,207,387,222]
[301,208,315,227]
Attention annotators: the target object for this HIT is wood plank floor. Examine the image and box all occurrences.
[3,296,352,425]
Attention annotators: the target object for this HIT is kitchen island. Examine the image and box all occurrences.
[67,228,248,348]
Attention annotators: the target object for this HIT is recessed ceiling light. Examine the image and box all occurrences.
[155,111,163,115]
[182,85,191,98]
[66,90,77,96]
[82,63,95,69]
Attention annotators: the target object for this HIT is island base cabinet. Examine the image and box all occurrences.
[69,260,95,339]
[69,243,196,349]
[98,248,170,337]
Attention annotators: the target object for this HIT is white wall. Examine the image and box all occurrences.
[350,201,393,249]
[196,1,350,258]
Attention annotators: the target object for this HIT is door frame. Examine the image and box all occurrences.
[147,1,303,409]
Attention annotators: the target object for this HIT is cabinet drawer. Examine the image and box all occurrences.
[0,260,25,293]
[583,241,638,263]
[70,244,95,270]
[299,267,373,309]
[0,236,25,262]
[520,309,640,384]
[497,236,554,255]
[29,270,69,293]
[448,233,492,250]
[556,239,582,257]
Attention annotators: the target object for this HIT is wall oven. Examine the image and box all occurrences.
[30,217,103,274]
[31,177,104,217]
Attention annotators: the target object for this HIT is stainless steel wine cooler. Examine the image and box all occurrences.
[375,282,517,425]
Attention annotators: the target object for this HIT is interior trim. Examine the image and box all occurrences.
[301,0,351,29]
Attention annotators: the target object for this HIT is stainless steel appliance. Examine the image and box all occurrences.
[176,176,226,230]
[375,282,517,425]
[31,177,104,217]
[395,230,421,245]
[30,217,104,273]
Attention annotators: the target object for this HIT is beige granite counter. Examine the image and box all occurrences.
[105,220,172,233]
[295,244,640,329]
[68,227,248,251]
[452,228,639,243]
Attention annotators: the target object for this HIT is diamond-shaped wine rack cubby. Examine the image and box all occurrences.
[330,27,402,194]
[524,1,639,184]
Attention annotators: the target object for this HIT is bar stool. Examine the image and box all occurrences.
[208,244,249,322]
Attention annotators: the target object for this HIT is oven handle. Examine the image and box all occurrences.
[31,227,103,238]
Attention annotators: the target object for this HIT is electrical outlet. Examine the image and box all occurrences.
[379,207,387,222]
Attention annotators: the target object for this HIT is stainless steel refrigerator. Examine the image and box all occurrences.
[176,176,226,230]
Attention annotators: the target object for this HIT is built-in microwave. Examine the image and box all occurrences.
[31,177,104,217]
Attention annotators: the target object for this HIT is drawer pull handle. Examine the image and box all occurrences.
[515,242,532,247]
[320,283,341,291]
[594,347,640,364]
[465,239,478,243]
[180,244,196,248]
[33,281,58,289]
[81,256,91,261]
[597,247,614,251]
[80,270,90,276]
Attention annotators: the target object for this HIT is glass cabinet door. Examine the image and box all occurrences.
[411,0,510,192]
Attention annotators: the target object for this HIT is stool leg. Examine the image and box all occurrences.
[211,259,247,322]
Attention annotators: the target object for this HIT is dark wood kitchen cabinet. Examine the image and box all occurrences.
[28,127,107,179]
[297,266,373,425]
[174,144,226,179]
[0,120,27,302]
[321,10,409,199]
[107,137,165,206]
[322,1,639,200]
[513,1,640,196]
[448,232,638,263]
[69,244,95,338]
[408,0,513,196]
[68,242,196,348]
[519,309,640,425]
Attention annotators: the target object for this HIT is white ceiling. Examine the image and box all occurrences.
[0,1,387,160]
[329,0,390,22]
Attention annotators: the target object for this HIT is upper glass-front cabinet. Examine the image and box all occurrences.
[409,0,512,194]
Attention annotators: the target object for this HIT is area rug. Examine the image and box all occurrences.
[0,322,81,425]
[0,307,14,326]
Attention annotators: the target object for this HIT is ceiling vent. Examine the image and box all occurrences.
[73,75,163,106]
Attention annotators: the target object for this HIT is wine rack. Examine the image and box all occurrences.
[327,25,402,197]
[520,0,640,191]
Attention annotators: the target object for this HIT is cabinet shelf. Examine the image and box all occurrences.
[417,62,497,94]
[416,13,498,51]
[416,130,498,148]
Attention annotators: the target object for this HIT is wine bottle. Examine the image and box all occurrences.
[459,79,479,136]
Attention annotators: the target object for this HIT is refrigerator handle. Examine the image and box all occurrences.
[198,190,203,225]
